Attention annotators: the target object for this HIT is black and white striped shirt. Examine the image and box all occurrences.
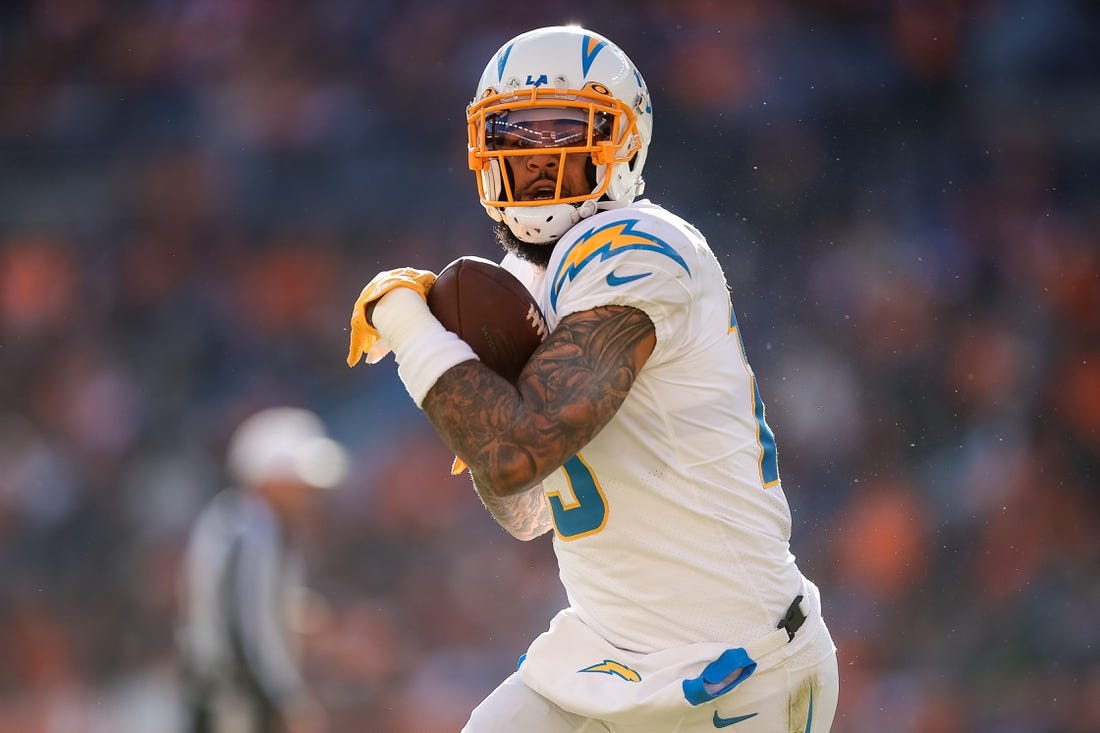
[177,489,307,712]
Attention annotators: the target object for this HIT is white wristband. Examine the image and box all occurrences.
[372,287,478,406]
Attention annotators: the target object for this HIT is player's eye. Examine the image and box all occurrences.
[591,112,613,142]
[487,129,534,150]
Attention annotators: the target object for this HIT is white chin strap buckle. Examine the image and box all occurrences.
[505,200,598,243]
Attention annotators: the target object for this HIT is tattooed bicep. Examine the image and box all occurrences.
[423,304,655,497]
[521,304,656,418]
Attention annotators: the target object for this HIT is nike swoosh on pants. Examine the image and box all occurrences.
[712,687,814,729]
[712,710,758,727]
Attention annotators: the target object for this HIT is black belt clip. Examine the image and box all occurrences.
[777,594,806,642]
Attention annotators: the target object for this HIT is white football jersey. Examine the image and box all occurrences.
[503,201,807,654]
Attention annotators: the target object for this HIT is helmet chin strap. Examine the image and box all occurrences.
[503,200,599,244]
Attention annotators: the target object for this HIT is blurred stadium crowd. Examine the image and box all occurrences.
[1,0,1098,731]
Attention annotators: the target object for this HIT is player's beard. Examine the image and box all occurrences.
[493,221,556,269]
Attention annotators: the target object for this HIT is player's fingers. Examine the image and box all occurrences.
[365,340,391,364]
[347,314,379,366]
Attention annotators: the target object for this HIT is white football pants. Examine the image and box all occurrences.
[462,628,839,733]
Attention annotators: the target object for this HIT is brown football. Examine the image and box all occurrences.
[426,256,548,383]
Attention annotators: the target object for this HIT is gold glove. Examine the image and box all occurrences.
[346,268,437,367]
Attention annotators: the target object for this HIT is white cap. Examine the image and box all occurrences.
[226,407,348,490]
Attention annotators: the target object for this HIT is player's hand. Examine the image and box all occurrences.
[346,268,436,366]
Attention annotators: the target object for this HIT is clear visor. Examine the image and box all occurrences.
[485,108,613,151]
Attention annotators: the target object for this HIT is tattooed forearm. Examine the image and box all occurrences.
[473,479,553,540]
[422,305,655,500]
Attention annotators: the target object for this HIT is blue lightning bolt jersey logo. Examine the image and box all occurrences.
[549,219,690,312]
[578,659,642,682]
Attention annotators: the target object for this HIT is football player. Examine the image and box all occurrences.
[348,25,839,733]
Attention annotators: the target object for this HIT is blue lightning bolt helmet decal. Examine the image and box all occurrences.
[496,43,513,82]
[550,219,690,312]
[581,35,608,77]
[578,659,642,682]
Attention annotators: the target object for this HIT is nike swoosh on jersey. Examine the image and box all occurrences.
[550,218,688,312]
[712,710,758,728]
[605,270,651,287]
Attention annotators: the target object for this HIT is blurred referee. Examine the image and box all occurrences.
[177,407,347,733]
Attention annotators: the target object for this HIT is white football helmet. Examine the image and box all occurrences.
[467,26,653,243]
